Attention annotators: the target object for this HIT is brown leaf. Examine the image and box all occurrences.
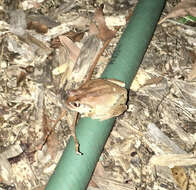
[159,0,196,24]
[171,166,188,190]
[89,5,115,41]
[59,35,80,62]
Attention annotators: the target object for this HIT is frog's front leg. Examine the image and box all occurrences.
[67,111,82,155]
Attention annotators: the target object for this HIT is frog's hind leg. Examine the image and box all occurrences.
[112,104,127,117]
[98,104,127,121]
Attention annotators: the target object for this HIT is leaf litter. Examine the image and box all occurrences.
[159,0,196,24]
[0,0,196,190]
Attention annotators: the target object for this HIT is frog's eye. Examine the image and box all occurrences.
[72,101,80,107]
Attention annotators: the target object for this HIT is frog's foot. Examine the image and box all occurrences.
[75,146,83,156]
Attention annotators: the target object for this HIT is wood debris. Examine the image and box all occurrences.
[0,0,196,190]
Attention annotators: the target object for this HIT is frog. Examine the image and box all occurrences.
[65,78,127,120]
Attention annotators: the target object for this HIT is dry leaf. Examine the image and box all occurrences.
[159,0,196,24]
[89,5,115,41]
[59,35,80,62]
[171,166,188,190]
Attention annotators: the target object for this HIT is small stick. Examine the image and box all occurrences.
[53,109,68,128]
[39,109,68,150]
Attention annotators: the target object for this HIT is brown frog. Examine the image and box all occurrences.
[65,78,127,120]
[57,78,128,154]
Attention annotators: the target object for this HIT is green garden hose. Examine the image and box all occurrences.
[46,0,166,189]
